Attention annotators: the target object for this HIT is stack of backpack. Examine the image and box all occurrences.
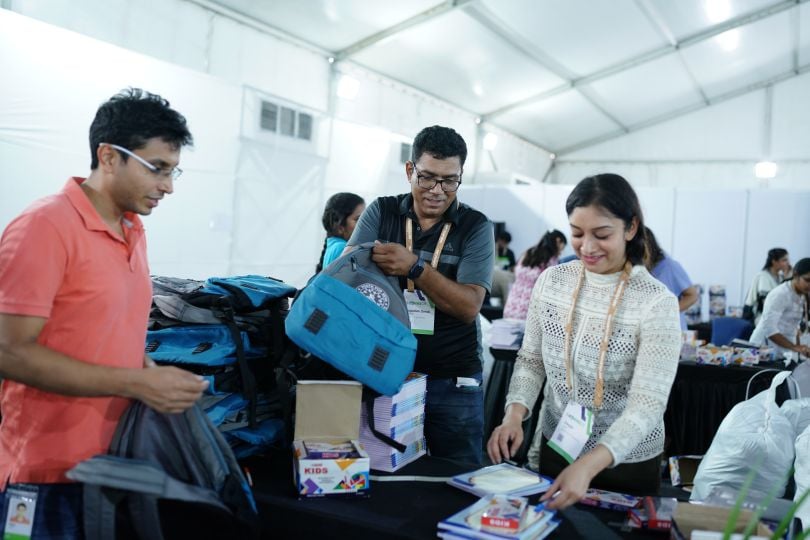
[146,274,298,458]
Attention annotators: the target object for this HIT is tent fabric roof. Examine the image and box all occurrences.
[203,0,810,155]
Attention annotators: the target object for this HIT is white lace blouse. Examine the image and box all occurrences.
[505,261,681,468]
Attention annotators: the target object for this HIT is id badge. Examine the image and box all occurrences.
[403,289,435,335]
[547,402,593,464]
[4,485,38,539]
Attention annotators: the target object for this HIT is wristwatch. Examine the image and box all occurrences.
[407,258,425,280]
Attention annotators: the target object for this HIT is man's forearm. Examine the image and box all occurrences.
[0,341,133,398]
[412,264,484,324]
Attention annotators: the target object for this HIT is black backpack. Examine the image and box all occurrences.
[67,401,260,540]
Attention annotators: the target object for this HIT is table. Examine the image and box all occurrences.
[483,348,790,458]
[664,360,790,456]
[246,450,668,539]
[483,347,541,463]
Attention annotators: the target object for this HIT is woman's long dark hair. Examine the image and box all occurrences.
[522,229,566,269]
[565,173,647,266]
[763,248,788,271]
[644,226,665,270]
[316,192,365,273]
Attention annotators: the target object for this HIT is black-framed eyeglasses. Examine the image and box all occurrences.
[411,164,462,192]
[100,143,183,181]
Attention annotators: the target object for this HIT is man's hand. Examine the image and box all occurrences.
[143,354,156,368]
[371,241,418,277]
[127,366,208,414]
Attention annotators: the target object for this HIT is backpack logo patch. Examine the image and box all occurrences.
[356,283,390,311]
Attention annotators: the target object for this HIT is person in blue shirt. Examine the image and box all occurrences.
[645,227,698,330]
[316,192,365,272]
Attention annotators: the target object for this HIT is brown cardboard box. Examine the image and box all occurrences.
[671,503,771,540]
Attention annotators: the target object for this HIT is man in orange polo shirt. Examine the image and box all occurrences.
[0,88,208,537]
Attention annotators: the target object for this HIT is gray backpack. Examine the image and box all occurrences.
[67,401,259,540]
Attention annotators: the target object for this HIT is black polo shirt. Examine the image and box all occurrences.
[348,194,494,378]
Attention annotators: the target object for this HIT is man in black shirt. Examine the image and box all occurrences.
[347,125,494,465]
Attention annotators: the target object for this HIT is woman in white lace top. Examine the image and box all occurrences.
[487,173,681,510]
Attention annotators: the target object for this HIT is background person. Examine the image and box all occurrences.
[744,248,791,324]
[644,226,698,330]
[502,229,567,320]
[749,257,810,360]
[487,173,681,510]
[315,192,365,272]
[495,231,516,272]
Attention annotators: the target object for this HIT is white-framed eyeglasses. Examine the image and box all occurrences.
[100,143,183,181]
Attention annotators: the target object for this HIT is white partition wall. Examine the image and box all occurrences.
[464,183,809,319]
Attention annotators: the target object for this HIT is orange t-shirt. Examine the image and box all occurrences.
[0,178,152,483]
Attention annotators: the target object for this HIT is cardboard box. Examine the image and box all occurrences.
[670,503,771,540]
[293,380,370,498]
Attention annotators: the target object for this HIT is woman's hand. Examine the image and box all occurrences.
[539,445,613,510]
[486,404,528,463]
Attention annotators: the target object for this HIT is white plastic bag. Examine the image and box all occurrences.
[691,371,795,502]
[795,424,810,529]
[780,397,810,436]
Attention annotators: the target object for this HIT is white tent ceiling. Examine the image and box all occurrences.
[194,0,810,156]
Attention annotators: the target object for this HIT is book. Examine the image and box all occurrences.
[438,494,559,540]
[579,488,641,512]
[447,463,553,498]
[302,440,362,459]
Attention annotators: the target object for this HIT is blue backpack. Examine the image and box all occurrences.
[147,275,297,429]
[285,243,417,396]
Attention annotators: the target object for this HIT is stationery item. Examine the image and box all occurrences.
[438,494,559,540]
[579,488,641,512]
[447,463,552,498]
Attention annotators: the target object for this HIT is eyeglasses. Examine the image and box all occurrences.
[101,143,183,181]
[411,164,462,192]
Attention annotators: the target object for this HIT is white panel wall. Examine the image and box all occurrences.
[0,9,241,279]
[463,183,810,319]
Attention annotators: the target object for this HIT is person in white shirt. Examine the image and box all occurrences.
[486,173,681,510]
[743,248,791,325]
[749,257,810,359]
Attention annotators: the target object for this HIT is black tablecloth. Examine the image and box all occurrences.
[484,347,542,464]
[245,450,668,539]
[664,361,790,456]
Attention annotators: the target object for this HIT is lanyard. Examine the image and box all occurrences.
[405,217,451,292]
[563,262,632,408]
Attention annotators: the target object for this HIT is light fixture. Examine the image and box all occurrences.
[336,74,360,100]
[715,29,739,52]
[704,0,731,23]
[482,132,498,151]
[474,117,482,125]
[754,161,777,179]
[327,56,335,64]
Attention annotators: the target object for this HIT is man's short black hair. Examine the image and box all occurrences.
[89,88,193,169]
[411,125,467,169]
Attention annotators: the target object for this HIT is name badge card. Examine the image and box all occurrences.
[547,402,593,464]
[404,289,435,335]
[4,485,38,539]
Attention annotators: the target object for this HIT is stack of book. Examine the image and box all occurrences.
[359,372,427,472]
[447,463,553,498]
[437,494,559,540]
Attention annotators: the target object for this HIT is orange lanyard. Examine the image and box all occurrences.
[405,217,451,292]
[563,262,631,408]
